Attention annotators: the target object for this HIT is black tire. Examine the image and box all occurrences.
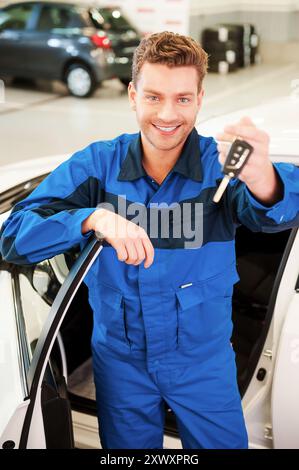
[204,39,240,52]
[208,60,238,74]
[65,64,96,98]
[202,24,256,44]
[204,42,245,68]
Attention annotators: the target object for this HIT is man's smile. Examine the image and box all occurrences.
[152,124,181,135]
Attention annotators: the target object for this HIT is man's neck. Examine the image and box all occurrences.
[141,136,185,185]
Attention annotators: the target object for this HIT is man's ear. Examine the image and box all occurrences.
[128,81,137,111]
[197,88,204,109]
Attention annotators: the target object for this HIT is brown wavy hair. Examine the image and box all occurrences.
[132,31,208,91]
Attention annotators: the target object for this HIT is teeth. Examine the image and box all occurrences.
[155,125,178,132]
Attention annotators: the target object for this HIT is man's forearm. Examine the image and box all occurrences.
[245,163,283,206]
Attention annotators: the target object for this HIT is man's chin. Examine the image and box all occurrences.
[146,131,187,148]
[151,136,187,151]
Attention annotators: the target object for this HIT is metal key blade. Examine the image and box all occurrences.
[213,174,231,203]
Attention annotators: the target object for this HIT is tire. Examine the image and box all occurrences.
[202,24,256,44]
[65,64,96,98]
[208,60,238,74]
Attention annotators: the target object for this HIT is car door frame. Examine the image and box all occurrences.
[18,236,103,449]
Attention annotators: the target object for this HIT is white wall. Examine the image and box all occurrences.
[97,0,191,35]
[189,0,299,42]
[1,0,299,41]
[190,0,299,14]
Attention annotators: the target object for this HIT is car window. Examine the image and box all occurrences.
[36,5,85,32]
[0,4,34,31]
[15,258,64,368]
[89,7,136,33]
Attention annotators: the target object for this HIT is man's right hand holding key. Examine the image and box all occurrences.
[216,116,283,206]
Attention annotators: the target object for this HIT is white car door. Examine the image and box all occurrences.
[271,228,299,449]
[238,227,298,449]
[0,235,102,449]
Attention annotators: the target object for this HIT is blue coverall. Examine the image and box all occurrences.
[1,128,299,448]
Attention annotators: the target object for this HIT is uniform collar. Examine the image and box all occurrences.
[117,127,203,182]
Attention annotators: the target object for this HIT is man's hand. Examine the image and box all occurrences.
[216,116,283,205]
[82,208,154,268]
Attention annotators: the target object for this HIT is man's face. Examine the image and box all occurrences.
[128,62,204,153]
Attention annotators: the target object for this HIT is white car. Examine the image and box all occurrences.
[0,96,298,449]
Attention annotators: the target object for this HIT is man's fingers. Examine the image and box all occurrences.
[223,125,268,144]
[141,235,154,268]
[239,116,255,126]
[133,237,146,265]
[217,142,231,154]
[215,132,235,144]
[114,240,128,263]
[217,127,259,143]
[124,238,139,265]
[216,116,268,146]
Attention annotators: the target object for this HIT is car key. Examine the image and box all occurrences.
[213,138,254,203]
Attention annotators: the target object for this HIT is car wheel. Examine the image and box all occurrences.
[65,64,96,98]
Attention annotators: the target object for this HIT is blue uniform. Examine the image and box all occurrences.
[1,128,299,448]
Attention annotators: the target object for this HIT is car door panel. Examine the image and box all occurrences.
[0,3,37,75]
[19,237,103,448]
[23,4,87,80]
[0,270,27,448]
[271,291,299,448]
[271,230,299,449]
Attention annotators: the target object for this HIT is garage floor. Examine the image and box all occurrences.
[0,61,298,166]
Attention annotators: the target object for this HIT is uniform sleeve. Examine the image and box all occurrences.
[0,144,102,265]
[228,162,299,232]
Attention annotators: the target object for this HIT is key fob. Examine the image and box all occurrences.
[223,139,254,178]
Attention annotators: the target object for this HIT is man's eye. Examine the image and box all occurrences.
[146,95,159,102]
[179,97,190,103]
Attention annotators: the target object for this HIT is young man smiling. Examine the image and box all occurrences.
[1,32,299,449]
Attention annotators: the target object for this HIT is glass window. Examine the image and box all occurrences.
[89,7,136,33]
[36,5,85,32]
[17,257,65,364]
[0,4,33,31]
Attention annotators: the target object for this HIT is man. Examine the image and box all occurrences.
[1,32,299,449]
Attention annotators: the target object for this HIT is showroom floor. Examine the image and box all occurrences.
[0,61,299,166]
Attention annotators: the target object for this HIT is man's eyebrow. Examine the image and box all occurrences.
[143,89,162,95]
[177,92,195,96]
[143,89,195,96]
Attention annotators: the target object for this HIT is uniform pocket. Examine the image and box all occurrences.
[175,266,239,349]
[90,283,130,349]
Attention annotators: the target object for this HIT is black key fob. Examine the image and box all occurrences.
[223,139,254,177]
[213,138,254,203]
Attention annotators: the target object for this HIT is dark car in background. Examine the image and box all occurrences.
[0,1,141,97]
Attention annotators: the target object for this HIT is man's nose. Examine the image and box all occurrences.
[157,101,179,122]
